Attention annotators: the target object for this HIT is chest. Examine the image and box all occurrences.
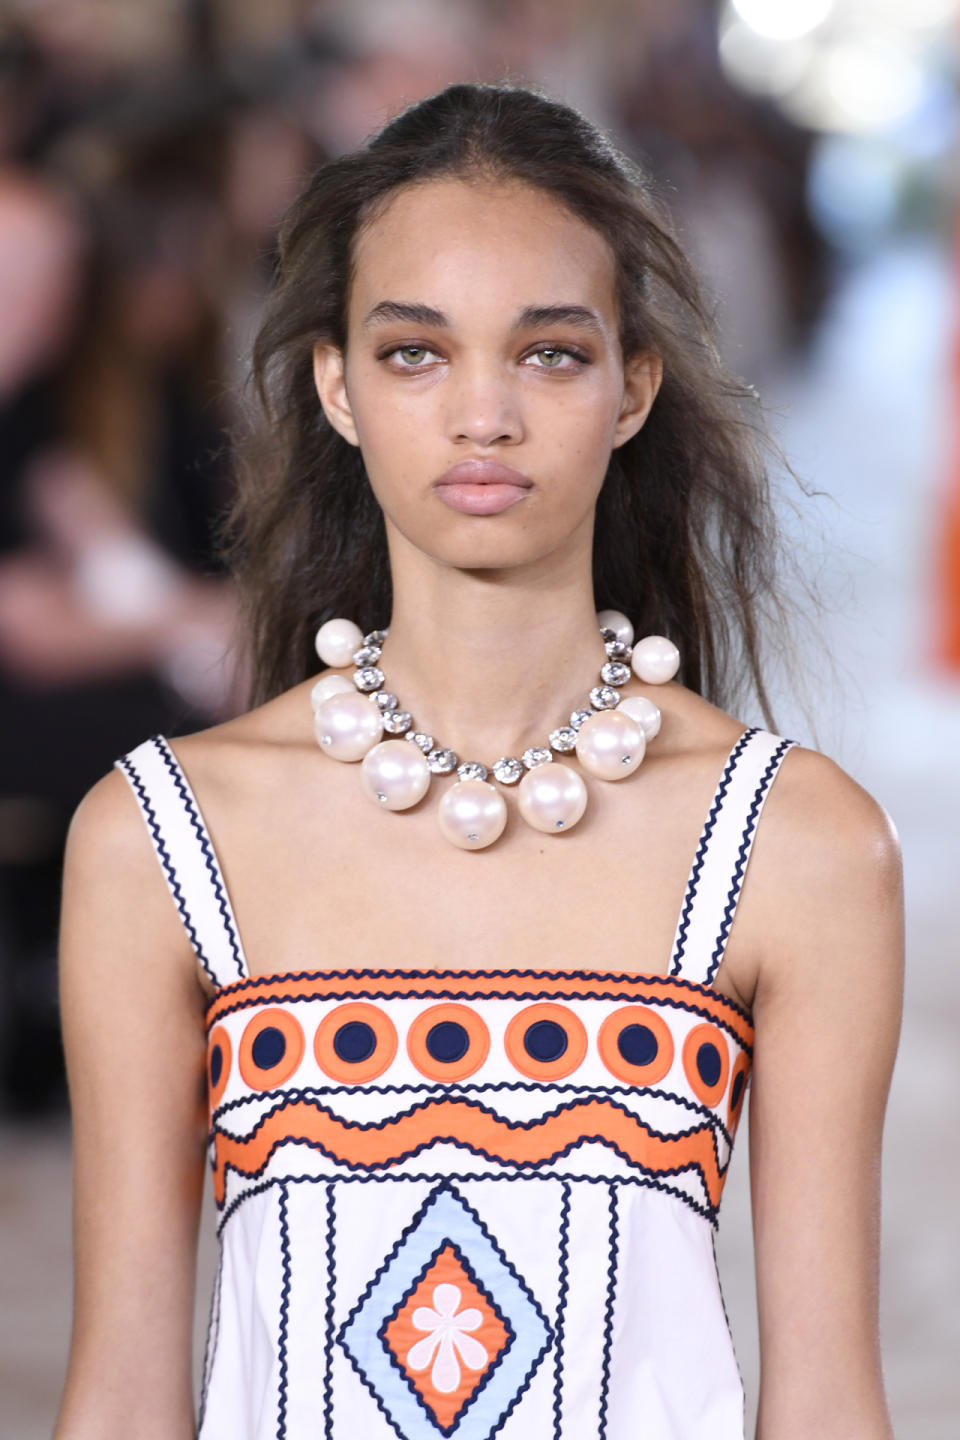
[215,744,760,1000]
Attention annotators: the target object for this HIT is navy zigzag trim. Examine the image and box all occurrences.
[552,1182,571,1439]
[216,1165,718,1237]
[153,736,247,982]
[205,965,755,1025]
[207,980,753,1045]
[704,737,795,985]
[276,1186,291,1439]
[115,755,218,987]
[197,1242,223,1431]
[323,1184,335,1439]
[211,1080,738,1149]
[597,1184,619,1439]
[669,727,756,977]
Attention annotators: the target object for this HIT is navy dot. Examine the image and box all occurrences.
[251,1026,286,1070]
[209,1044,223,1089]
[730,1070,745,1111]
[426,1021,470,1063]
[523,1020,568,1063]
[696,1042,722,1089]
[617,1024,659,1068]
[333,1021,376,1064]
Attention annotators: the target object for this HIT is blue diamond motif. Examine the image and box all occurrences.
[338,1184,553,1438]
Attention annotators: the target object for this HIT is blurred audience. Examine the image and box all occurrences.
[0,0,832,1115]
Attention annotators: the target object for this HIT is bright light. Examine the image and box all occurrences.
[824,39,925,129]
[719,20,815,97]
[732,0,834,41]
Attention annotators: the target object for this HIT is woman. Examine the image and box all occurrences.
[54,84,903,1439]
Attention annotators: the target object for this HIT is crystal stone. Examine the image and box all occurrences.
[492,756,524,785]
[427,747,459,774]
[383,710,412,735]
[600,661,631,687]
[522,746,553,769]
[605,639,632,661]
[549,725,579,753]
[353,666,384,693]
[353,644,382,666]
[457,760,488,782]
[598,626,617,643]
[406,731,435,753]
[364,629,389,645]
[589,685,620,710]
[374,691,398,712]
[570,708,593,730]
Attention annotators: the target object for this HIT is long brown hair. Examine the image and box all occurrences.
[219,81,815,727]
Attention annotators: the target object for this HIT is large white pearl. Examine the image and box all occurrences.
[618,694,661,740]
[313,691,383,761]
[360,739,430,810]
[314,617,365,668]
[516,762,587,834]
[437,779,507,850]
[310,673,355,711]
[575,709,645,779]
[596,608,634,647]
[631,634,680,685]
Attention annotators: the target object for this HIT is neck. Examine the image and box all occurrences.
[376,581,609,767]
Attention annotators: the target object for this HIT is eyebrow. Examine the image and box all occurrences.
[362,300,605,335]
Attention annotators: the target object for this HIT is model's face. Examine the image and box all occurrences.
[313,177,661,571]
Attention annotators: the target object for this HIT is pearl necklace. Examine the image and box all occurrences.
[310,610,679,851]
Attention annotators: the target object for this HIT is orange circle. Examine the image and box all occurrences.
[682,1023,730,1108]
[505,1003,587,1080]
[407,1003,490,1081]
[314,1003,398,1083]
[238,1008,305,1091]
[598,1006,675,1086]
[727,1050,750,1130]
[208,1024,232,1109]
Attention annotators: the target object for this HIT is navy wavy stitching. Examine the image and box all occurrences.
[323,1185,335,1439]
[115,754,218,987]
[597,1185,619,1439]
[153,736,247,982]
[276,1187,291,1438]
[669,727,757,978]
[552,1182,570,1439]
[213,1127,724,1234]
[215,1166,717,1238]
[204,965,756,1025]
[704,737,795,985]
[712,1226,745,1407]
[375,1237,517,1435]
[197,1242,223,1431]
[335,1182,553,1438]
[207,983,753,1050]
[211,1081,737,1148]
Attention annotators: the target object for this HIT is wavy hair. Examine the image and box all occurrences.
[219,81,815,727]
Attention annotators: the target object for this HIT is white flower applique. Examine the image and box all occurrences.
[406,1282,490,1392]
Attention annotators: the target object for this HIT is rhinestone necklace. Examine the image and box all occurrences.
[311,612,679,851]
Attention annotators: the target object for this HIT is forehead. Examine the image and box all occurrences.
[348,177,617,324]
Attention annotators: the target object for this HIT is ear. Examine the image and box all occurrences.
[312,341,360,447]
[612,351,663,449]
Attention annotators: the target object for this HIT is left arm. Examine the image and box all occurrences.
[745,748,904,1439]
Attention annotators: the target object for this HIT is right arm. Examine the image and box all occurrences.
[53,768,209,1439]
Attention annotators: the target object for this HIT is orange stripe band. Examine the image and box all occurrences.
[206,967,753,1049]
[211,1095,726,1209]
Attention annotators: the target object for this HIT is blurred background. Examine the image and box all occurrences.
[0,1,956,1435]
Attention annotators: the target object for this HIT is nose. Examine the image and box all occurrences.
[444,359,524,447]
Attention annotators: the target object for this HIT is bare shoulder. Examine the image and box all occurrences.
[742,741,904,993]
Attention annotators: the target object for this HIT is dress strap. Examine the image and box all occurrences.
[668,726,798,987]
[114,734,249,989]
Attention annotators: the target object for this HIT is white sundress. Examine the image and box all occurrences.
[115,723,797,1440]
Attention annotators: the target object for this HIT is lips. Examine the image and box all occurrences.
[434,459,532,489]
[433,459,533,515]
